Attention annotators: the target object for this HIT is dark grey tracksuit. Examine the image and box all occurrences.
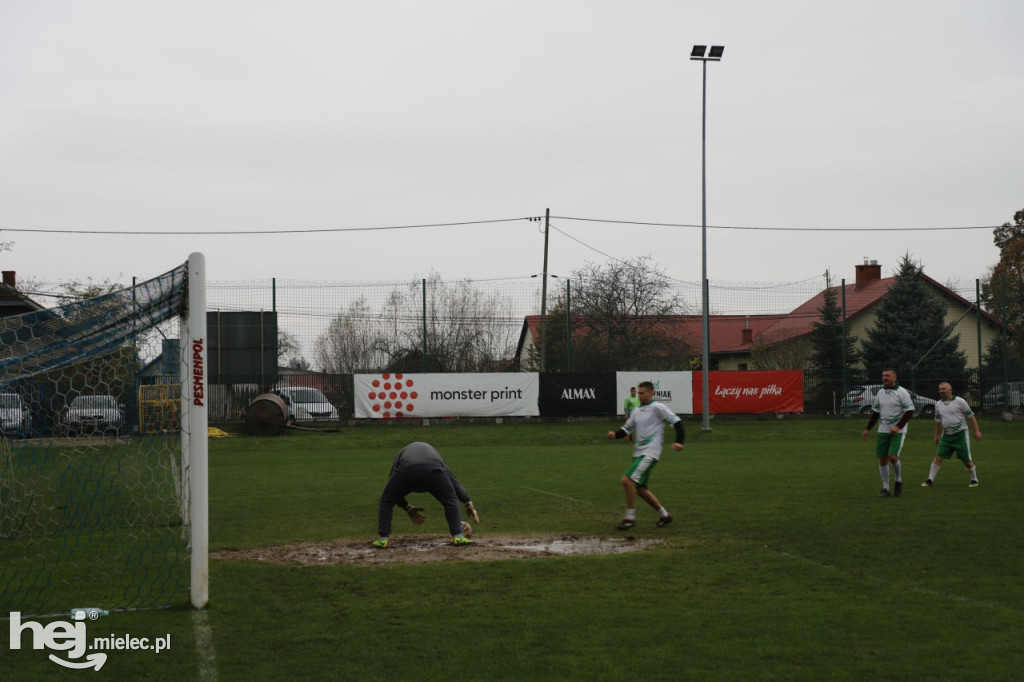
[377,442,471,537]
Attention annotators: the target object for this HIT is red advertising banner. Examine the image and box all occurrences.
[691,371,804,414]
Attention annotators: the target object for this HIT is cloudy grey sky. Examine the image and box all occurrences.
[2,0,1022,293]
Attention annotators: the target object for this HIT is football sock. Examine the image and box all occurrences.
[657,507,670,518]
[929,463,941,481]
[879,463,890,489]
[624,509,636,520]
[892,460,902,482]
[969,467,978,482]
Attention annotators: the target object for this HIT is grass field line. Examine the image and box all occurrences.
[774,548,1024,616]
[523,486,595,505]
[192,609,218,681]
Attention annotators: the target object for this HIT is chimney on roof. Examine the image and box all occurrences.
[2,271,14,289]
[854,259,881,290]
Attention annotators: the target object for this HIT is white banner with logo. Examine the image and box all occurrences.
[354,373,540,418]
[615,371,694,414]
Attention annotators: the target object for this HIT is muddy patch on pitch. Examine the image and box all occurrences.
[212,534,661,566]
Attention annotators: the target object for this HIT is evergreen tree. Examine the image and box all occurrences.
[807,271,862,405]
[980,334,1024,386]
[861,255,967,386]
[809,270,861,374]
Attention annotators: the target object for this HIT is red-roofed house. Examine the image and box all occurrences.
[515,261,1007,371]
[0,271,44,318]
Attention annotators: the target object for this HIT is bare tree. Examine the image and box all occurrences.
[278,330,309,369]
[313,275,519,373]
[420,276,518,371]
[568,256,694,371]
[315,299,388,373]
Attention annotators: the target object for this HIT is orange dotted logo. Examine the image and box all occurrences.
[365,373,417,418]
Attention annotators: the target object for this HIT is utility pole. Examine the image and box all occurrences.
[540,208,550,372]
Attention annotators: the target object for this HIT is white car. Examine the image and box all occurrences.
[65,395,126,436]
[271,387,339,423]
[840,384,937,417]
[982,382,1024,411]
[0,392,33,437]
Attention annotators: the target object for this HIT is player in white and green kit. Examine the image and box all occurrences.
[607,381,684,529]
[860,369,915,497]
[923,381,981,487]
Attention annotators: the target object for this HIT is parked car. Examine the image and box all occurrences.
[64,395,126,435]
[840,384,937,417]
[270,387,340,423]
[0,392,33,437]
[981,382,1024,411]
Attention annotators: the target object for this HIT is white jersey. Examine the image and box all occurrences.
[871,385,914,434]
[935,396,974,435]
[623,401,681,460]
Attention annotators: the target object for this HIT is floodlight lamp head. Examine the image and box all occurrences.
[690,45,707,59]
[708,45,724,60]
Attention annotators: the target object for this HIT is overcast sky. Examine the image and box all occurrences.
[2,0,1022,295]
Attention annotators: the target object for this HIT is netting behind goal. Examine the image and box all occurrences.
[0,253,208,616]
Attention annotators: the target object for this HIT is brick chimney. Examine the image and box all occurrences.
[854,259,881,289]
[2,271,14,289]
[741,316,753,345]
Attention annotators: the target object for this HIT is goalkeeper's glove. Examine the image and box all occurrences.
[465,501,480,524]
[404,503,426,525]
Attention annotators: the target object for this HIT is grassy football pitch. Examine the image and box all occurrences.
[6,417,1023,680]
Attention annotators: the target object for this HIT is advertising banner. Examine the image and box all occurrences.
[615,372,694,415]
[538,372,617,417]
[354,373,539,418]
[692,370,804,414]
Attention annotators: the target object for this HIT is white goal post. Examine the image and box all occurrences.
[183,252,209,609]
[0,252,209,616]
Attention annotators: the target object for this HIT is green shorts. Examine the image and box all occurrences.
[875,432,905,459]
[936,431,972,462]
[624,455,659,487]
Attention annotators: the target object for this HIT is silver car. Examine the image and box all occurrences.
[65,395,126,436]
[840,384,936,417]
[981,382,1024,411]
[271,387,340,423]
[0,392,33,437]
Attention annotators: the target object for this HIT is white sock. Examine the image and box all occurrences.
[892,460,902,482]
[968,466,978,482]
[879,463,890,489]
[624,509,636,520]
[657,507,670,518]
[929,463,941,481]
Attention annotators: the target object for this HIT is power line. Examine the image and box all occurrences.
[0,215,1003,236]
[553,216,1000,232]
[0,217,532,236]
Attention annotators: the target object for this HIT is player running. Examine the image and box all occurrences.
[922,381,981,488]
[607,381,684,530]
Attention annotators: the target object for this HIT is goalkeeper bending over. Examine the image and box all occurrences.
[607,381,684,530]
[373,441,479,548]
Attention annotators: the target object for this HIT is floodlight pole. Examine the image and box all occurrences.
[691,44,723,433]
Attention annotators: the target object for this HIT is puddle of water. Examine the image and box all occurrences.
[501,537,657,555]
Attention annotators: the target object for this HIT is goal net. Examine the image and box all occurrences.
[0,253,208,616]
